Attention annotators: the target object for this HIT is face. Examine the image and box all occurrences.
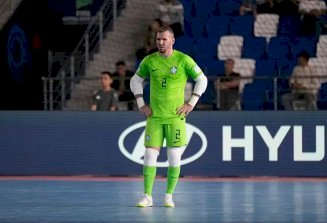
[101,74,112,88]
[156,31,175,54]
[151,21,160,31]
[224,59,234,74]
[298,57,308,66]
[116,64,126,76]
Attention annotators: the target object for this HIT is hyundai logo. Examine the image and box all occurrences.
[118,121,207,167]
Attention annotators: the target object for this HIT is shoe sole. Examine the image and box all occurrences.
[164,203,174,208]
[136,204,153,208]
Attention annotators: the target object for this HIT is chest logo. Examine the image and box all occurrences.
[170,66,177,75]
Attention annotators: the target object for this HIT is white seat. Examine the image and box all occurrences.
[316,43,327,58]
[233,58,256,94]
[218,44,242,60]
[219,35,244,47]
[318,35,327,44]
[254,14,279,42]
[308,57,327,84]
[299,0,327,13]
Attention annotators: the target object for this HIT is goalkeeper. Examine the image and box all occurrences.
[130,25,207,208]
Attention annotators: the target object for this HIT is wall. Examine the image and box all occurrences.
[0,111,326,176]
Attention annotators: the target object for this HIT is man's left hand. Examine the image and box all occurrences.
[176,103,194,117]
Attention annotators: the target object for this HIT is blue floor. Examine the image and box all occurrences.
[0,179,326,222]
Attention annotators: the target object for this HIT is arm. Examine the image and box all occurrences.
[177,73,208,116]
[130,74,152,117]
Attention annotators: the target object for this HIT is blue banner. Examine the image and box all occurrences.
[0,111,326,176]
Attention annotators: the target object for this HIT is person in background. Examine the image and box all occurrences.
[155,0,184,36]
[215,59,241,110]
[91,71,118,111]
[112,61,135,110]
[136,19,163,61]
[240,0,257,15]
[282,51,319,110]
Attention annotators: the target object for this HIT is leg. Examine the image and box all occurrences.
[137,120,164,207]
[282,92,295,110]
[304,92,316,110]
[164,118,186,207]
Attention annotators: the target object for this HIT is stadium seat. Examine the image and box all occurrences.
[241,82,267,110]
[193,0,219,18]
[230,15,254,36]
[255,59,277,77]
[218,0,241,16]
[317,82,327,109]
[206,15,231,39]
[268,37,292,62]
[242,36,267,59]
[218,45,242,60]
[290,37,317,58]
[278,16,301,38]
[317,35,327,57]
[308,57,327,83]
[206,60,225,76]
[193,37,218,61]
[184,18,207,38]
[233,58,255,94]
[174,36,194,56]
[218,35,244,60]
[254,13,279,41]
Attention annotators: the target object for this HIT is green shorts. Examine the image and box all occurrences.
[144,118,186,148]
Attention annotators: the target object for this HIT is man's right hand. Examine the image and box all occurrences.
[140,105,152,117]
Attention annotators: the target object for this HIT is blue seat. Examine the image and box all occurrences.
[193,37,218,61]
[174,36,194,56]
[230,15,254,36]
[241,82,267,110]
[278,16,302,38]
[206,60,225,76]
[255,60,277,77]
[242,36,266,59]
[218,0,241,16]
[290,37,317,58]
[193,0,219,19]
[317,82,327,110]
[268,37,292,62]
[206,15,231,39]
[184,18,207,38]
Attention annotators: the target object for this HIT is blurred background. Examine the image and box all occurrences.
[0,0,327,111]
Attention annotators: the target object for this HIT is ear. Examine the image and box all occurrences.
[172,37,175,44]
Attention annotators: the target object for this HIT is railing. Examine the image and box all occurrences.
[42,75,327,111]
[44,0,126,110]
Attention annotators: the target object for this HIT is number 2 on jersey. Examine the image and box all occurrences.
[162,78,167,88]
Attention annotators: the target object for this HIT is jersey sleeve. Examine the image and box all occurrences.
[184,55,204,80]
[136,57,150,78]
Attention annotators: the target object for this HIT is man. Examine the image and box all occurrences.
[112,61,134,110]
[91,71,118,111]
[215,59,240,110]
[130,26,207,207]
[282,51,319,110]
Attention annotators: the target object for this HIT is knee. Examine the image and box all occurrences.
[144,148,160,166]
[167,147,183,167]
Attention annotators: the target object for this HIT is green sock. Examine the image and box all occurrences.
[143,166,156,196]
[166,166,181,194]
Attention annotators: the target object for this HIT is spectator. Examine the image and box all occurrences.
[276,0,300,16]
[155,0,184,36]
[240,0,257,16]
[136,19,163,61]
[214,59,241,110]
[256,0,278,14]
[282,51,319,110]
[112,61,135,110]
[91,71,118,111]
